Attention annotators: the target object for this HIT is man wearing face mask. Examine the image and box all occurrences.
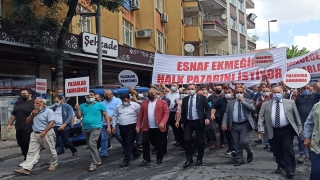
[180,84,210,168]
[75,90,109,172]
[14,98,57,175]
[136,88,169,165]
[7,89,37,167]
[291,84,320,163]
[51,95,77,158]
[258,86,302,179]
[112,93,141,167]
[222,87,256,167]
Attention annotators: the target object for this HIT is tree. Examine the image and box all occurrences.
[286,45,310,59]
[3,0,124,90]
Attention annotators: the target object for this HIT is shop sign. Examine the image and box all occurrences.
[82,32,118,58]
[118,70,138,87]
[36,78,47,94]
[65,77,89,97]
[283,68,311,88]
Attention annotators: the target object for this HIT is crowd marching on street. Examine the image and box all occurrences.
[5,75,320,180]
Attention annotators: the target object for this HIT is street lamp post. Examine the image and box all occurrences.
[80,4,103,86]
[268,20,277,49]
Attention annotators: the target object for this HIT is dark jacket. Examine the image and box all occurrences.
[161,97,170,107]
[51,103,74,130]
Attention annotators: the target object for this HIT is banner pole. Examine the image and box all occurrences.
[76,96,78,104]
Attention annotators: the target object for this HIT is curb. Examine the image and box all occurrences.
[0,144,19,149]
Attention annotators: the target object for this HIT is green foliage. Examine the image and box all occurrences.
[287,45,310,59]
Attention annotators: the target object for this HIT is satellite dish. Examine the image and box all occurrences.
[247,13,257,21]
[221,14,227,20]
[252,35,259,41]
[184,44,195,53]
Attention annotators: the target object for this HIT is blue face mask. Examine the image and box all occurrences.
[302,90,310,96]
[58,93,63,96]
[273,93,282,101]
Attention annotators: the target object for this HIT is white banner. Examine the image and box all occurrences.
[36,78,47,94]
[65,77,89,97]
[152,47,286,85]
[287,48,320,74]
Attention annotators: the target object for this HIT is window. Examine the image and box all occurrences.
[230,17,237,31]
[155,0,163,13]
[80,6,91,33]
[157,31,164,53]
[123,19,133,46]
[232,43,238,54]
[239,22,244,34]
[240,47,246,54]
[238,0,243,11]
[204,41,208,54]
[230,0,235,6]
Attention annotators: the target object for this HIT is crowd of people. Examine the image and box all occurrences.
[5,77,320,179]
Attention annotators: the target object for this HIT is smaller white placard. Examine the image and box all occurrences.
[65,77,90,97]
[118,70,138,87]
[254,51,274,69]
[283,68,311,88]
[36,78,47,94]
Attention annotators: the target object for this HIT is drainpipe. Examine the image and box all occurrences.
[164,0,168,54]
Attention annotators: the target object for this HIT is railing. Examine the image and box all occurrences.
[247,36,256,43]
[205,48,229,56]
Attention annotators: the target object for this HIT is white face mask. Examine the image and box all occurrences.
[122,102,129,106]
[180,94,188,99]
[55,102,61,106]
[170,86,176,91]
[188,90,196,96]
[86,98,95,102]
[263,92,271,97]
[225,94,232,99]
[156,95,161,99]
[204,90,208,93]
[235,93,243,98]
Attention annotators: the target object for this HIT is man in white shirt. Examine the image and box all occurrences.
[112,93,141,167]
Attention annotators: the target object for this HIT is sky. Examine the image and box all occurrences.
[247,0,320,51]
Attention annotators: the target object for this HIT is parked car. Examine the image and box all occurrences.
[67,86,149,143]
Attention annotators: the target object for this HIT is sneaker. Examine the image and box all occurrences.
[263,145,269,150]
[297,155,309,163]
[231,151,237,158]
[14,168,30,175]
[33,155,40,165]
[48,166,58,171]
[137,145,143,151]
[72,152,78,159]
[19,161,25,167]
[225,149,232,155]
[108,145,113,150]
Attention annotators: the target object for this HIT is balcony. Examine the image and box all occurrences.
[183,0,201,12]
[247,36,256,49]
[204,48,229,56]
[203,21,228,36]
[247,14,256,29]
[184,25,202,42]
[199,0,227,10]
[246,0,254,9]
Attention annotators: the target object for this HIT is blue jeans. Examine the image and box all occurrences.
[263,132,269,146]
[100,125,109,156]
[310,151,320,180]
[56,136,65,153]
[225,129,235,151]
[297,126,309,157]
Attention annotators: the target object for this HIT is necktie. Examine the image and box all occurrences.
[275,100,280,127]
[189,96,193,120]
[238,101,242,121]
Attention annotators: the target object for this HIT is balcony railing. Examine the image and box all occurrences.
[246,0,254,9]
[204,48,229,56]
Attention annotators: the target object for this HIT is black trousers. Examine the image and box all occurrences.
[269,125,296,173]
[119,123,139,164]
[184,120,205,160]
[142,128,166,160]
[16,129,32,160]
[167,112,184,148]
[53,127,77,153]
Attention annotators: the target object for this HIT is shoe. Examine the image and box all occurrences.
[19,161,25,167]
[131,154,141,160]
[287,172,295,179]
[195,159,203,166]
[174,143,181,147]
[156,159,162,164]
[221,144,226,148]
[231,151,237,158]
[234,162,244,167]
[57,151,64,155]
[225,149,232,155]
[120,163,128,168]
[108,145,113,150]
[137,145,143,151]
[263,145,269,150]
[14,169,30,175]
[255,138,262,143]
[179,147,184,151]
[275,167,284,173]
[100,155,108,158]
[72,152,78,159]
[140,159,151,165]
[247,153,253,163]
[183,159,193,168]
[297,155,308,163]
[209,145,216,150]
[151,147,157,153]
[48,166,57,171]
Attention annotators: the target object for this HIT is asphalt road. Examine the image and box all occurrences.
[0,131,311,180]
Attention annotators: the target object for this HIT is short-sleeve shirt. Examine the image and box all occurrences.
[296,92,320,123]
[32,108,55,132]
[80,102,106,130]
[213,97,234,119]
[11,99,35,131]
[102,97,122,125]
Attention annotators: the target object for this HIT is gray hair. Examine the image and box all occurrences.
[35,97,46,104]
[149,88,157,93]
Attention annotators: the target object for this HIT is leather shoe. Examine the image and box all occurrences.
[275,167,284,173]
[287,172,295,179]
[120,163,128,168]
[179,147,184,151]
[221,144,226,148]
[247,153,253,163]
[183,159,193,168]
[131,154,141,160]
[209,145,216,150]
[140,159,151,165]
[234,162,244,167]
[156,159,162,164]
[151,147,157,153]
[195,159,203,166]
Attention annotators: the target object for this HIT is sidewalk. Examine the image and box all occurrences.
[0,140,18,149]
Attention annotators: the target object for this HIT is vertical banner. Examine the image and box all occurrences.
[35,78,47,94]
[152,47,286,86]
[65,77,90,97]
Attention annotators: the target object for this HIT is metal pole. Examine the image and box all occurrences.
[268,21,270,50]
[97,4,103,86]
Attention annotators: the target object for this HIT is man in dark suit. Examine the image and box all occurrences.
[180,84,210,168]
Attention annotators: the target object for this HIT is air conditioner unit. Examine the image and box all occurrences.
[131,0,140,10]
[136,29,152,38]
[161,13,169,23]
